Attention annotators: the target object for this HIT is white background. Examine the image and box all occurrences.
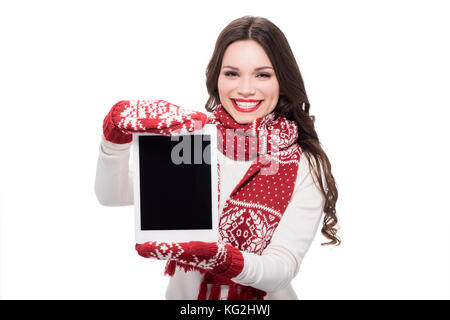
[0,0,449,299]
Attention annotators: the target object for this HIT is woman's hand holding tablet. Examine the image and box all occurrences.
[102,99,208,144]
[135,240,244,279]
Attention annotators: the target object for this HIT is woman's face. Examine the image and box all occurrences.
[218,40,280,124]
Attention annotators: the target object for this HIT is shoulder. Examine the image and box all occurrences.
[293,150,326,197]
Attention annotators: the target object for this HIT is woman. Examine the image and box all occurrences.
[95,15,340,300]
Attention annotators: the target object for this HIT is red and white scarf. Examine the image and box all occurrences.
[166,104,302,299]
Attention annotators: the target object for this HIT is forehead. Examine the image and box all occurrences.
[222,40,273,69]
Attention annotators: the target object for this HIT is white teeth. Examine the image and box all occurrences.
[234,100,261,108]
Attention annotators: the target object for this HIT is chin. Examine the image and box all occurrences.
[233,114,257,124]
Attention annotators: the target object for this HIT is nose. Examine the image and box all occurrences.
[237,76,256,96]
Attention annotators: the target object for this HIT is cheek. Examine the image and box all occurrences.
[259,80,280,98]
[217,76,233,96]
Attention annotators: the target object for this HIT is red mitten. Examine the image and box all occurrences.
[135,240,244,279]
[103,99,208,144]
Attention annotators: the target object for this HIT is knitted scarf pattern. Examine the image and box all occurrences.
[208,104,302,254]
[106,100,303,299]
[166,104,302,299]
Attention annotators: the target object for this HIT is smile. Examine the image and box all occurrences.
[231,99,263,113]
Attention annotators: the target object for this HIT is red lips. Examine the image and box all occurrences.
[230,99,263,113]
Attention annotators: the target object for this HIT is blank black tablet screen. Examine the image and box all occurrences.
[138,135,212,230]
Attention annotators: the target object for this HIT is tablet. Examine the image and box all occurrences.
[133,124,218,244]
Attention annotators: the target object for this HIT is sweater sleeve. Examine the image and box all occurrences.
[231,154,325,292]
[94,135,134,206]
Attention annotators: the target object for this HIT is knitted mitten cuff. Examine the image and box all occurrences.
[135,240,244,279]
[103,103,132,144]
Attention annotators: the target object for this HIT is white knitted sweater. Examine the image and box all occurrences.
[95,135,325,299]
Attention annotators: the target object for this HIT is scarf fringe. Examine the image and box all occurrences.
[165,261,266,300]
[208,284,221,300]
[164,260,207,277]
[164,260,177,276]
[198,280,208,300]
[227,285,239,300]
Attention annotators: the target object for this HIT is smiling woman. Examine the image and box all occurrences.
[217,40,280,124]
[205,15,340,247]
[95,15,340,301]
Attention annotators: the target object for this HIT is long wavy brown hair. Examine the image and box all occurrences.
[205,16,341,246]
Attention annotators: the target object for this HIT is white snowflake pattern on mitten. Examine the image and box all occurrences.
[135,240,244,278]
[114,100,207,135]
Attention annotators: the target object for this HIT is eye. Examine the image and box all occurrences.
[257,73,271,78]
[224,71,238,77]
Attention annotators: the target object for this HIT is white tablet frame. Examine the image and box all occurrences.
[133,124,218,244]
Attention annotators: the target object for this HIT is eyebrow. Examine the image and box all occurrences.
[222,65,274,71]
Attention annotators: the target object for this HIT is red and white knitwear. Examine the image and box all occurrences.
[99,100,313,300]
